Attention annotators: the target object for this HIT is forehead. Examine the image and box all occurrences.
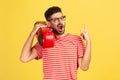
[50,12,63,18]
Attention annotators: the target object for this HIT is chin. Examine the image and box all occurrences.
[59,29,65,34]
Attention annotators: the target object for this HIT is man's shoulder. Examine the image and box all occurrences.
[67,33,81,39]
[65,33,83,46]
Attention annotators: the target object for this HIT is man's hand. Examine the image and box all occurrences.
[80,24,91,44]
[32,21,47,35]
[79,24,91,71]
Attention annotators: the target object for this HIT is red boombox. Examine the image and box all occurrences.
[36,26,55,48]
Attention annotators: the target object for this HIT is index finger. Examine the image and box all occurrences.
[84,24,88,33]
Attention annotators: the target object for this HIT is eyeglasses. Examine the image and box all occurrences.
[48,16,66,23]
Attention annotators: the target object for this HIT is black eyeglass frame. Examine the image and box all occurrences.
[48,16,66,22]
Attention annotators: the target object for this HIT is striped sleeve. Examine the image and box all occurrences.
[77,36,86,58]
[32,42,42,60]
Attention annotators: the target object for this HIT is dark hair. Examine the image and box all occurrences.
[44,6,62,21]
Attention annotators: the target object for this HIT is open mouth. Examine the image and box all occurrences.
[57,24,64,31]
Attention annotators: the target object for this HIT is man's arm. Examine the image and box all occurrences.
[20,31,37,63]
[20,21,46,62]
[78,25,91,71]
[79,41,91,71]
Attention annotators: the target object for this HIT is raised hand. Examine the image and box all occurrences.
[32,21,47,35]
[80,24,91,44]
[79,24,91,71]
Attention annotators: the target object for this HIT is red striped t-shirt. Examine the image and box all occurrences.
[33,33,85,80]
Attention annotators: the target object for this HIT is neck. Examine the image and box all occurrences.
[55,33,66,39]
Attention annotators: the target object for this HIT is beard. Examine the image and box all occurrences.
[52,23,65,35]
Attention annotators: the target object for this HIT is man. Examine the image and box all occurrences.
[20,6,91,80]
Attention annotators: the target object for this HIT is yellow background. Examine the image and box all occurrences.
[0,0,120,80]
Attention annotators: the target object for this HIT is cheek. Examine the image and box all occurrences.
[50,23,57,28]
